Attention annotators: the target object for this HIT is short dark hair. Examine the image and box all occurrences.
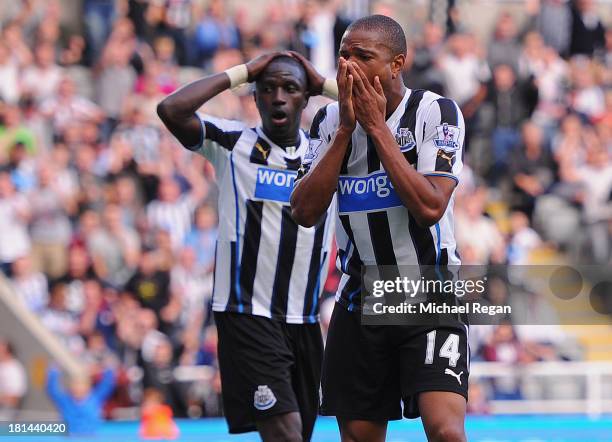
[346,14,407,57]
[257,55,307,87]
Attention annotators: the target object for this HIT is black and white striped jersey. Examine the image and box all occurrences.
[186,114,335,323]
[296,89,464,311]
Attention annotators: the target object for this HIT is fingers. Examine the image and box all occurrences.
[373,76,384,96]
[337,57,348,90]
[346,74,353,101]
[347,62,366,96]
[287,50,306,63]
[351,62,377,95]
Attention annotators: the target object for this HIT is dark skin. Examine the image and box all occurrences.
[157,51,325,149]
[290,28,466,442]
[290,27,457,229]
[157,52,326,442]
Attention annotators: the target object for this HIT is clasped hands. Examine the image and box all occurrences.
[336,57,387,133]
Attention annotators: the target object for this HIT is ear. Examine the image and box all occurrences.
[390,53,406,79]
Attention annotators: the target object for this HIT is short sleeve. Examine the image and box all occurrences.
[295,104,333,182]
[190,114,246,172]
[417,98,464,184]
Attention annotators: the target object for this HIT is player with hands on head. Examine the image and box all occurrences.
[157,51,336,442]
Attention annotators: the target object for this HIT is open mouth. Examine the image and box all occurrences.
[271,110,288,126]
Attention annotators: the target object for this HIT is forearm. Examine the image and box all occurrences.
[369,126,450,226]
[291,127,352,226]
[157,72,230,123]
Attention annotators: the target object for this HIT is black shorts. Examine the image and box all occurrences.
[214,311,323,437]
[321,303,469,421]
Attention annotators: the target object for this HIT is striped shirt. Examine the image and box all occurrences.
[147,195,198,250]
[296,89,464,310]
[184,115,335,324]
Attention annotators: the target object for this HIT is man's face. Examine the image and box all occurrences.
[254,58,308,141]
[339,28,403,98]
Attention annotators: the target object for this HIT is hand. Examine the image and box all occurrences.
[245,51,288,82]
[337,58,356,132]
[347,62,386,133]
[287,51,325,96]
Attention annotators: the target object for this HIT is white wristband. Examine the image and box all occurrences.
[225,64,249,89]
[322,78,338,100]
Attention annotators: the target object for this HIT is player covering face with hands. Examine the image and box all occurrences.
[292,15,468,442]
[157,52,336,441]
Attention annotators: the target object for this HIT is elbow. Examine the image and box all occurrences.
[290,195,317,228]
[156,98,175,124]
[290,205,317,228]
[414,206,444,228]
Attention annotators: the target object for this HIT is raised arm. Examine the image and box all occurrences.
[46,366,68,405]
[156,52,287,148]
[92,369,116,403]
[290,58,354,227]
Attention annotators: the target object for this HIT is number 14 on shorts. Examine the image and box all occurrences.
[424,330,463,367]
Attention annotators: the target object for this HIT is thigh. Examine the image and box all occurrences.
[289,323,323,441]
[214,312,299,434]
[399,324,469,419]
[321,303,401,421]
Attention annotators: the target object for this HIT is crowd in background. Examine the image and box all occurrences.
[0,0,610,421]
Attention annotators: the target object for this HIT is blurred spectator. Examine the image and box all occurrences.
[569,0,606,57]
[487,12,526,72]
[507,211,543,264]
[126,250,171,319]
[146,175,204,250]
[0,42,20,103]
[509,122,554,218]
[456,187,506,264]
[20,43,63,102]
[0,170,31,274]
[193,0,240,67]
[171,246,212,332]
[46,364,116,434]
[466,381,491,415]
[114,106,162,169]
[183,204,217,270]
[83,0,117,66]
[482,322,527,399]
[139,387,179,440]
[10,255,48,312]
[486,64,538,179]
[142,337,186,416]
[78,278,106,336]
[95,19,138,127]
[40,282,85,354]
[561,145,612,263]
[39,76,105,137]
[56,246,97,315]
[0,339,27,420]
[402,22,445,94]
[568,56,605,121]
[534,0,572,56]
[439,32,491,146]
[83,331,120,375]
[29,163,74,278]
[88,203,141,287]
[113,174,143,228]
[0,105,37,156]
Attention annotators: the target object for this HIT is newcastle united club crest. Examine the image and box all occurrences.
[395,127,416,152]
